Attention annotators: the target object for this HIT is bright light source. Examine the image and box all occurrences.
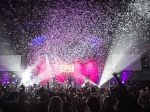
[60,64,74,73]
[21,67,33,85]
[99,53,141,86]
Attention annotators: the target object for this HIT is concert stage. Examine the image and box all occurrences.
[34,59,99,86]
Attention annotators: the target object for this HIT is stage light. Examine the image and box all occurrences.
[99,54,141,87]
[21,67,33,85]
[30,36,46,47]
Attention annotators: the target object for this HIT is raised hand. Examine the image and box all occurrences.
[112,72,118,77]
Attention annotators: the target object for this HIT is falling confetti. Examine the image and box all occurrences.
[0,0,150,85]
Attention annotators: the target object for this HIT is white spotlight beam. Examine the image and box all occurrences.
[99,38,141,87]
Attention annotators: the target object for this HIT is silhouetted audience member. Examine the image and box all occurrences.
[20,84,26,94]
[138,86,150,112]
[0,89,6,111]
[39,92,48,102]
[36,92,56,112]
[19,93,30,111]
[68,88,79,112]
[3,92,26,112]
[104,87,116,112]
[48,96,63,112]
[87,95,101,112]
[1,72,150,112]
[113,73,141,112]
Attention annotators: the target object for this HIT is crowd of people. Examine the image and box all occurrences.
[0,73,150,112]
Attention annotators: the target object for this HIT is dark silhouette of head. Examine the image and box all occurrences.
[0,89,4,98]
[38,87,45,96]
[145,86,149,91]
[91,87,97,93]
[115,86,129,101]
[87,95,101,112]
[57,92,65,102]
[48,96,63,112]
[19,93,26,102]
[40,92,48,102]
[49,92,56,100]
[20,84,25,93]
[110,87,116,94]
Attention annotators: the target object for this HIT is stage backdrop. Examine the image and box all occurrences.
[36,59,99,85]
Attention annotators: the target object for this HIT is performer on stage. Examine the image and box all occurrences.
[68,75,71,84]
[52,75,56,87]
[66,75,71,88]
[66,75,74,88]
[85,76,90,87]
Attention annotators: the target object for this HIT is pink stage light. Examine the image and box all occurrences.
[74,62,85,84]
[37,59,98,85]
[37,61,47,74]
[84,60,98,82]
